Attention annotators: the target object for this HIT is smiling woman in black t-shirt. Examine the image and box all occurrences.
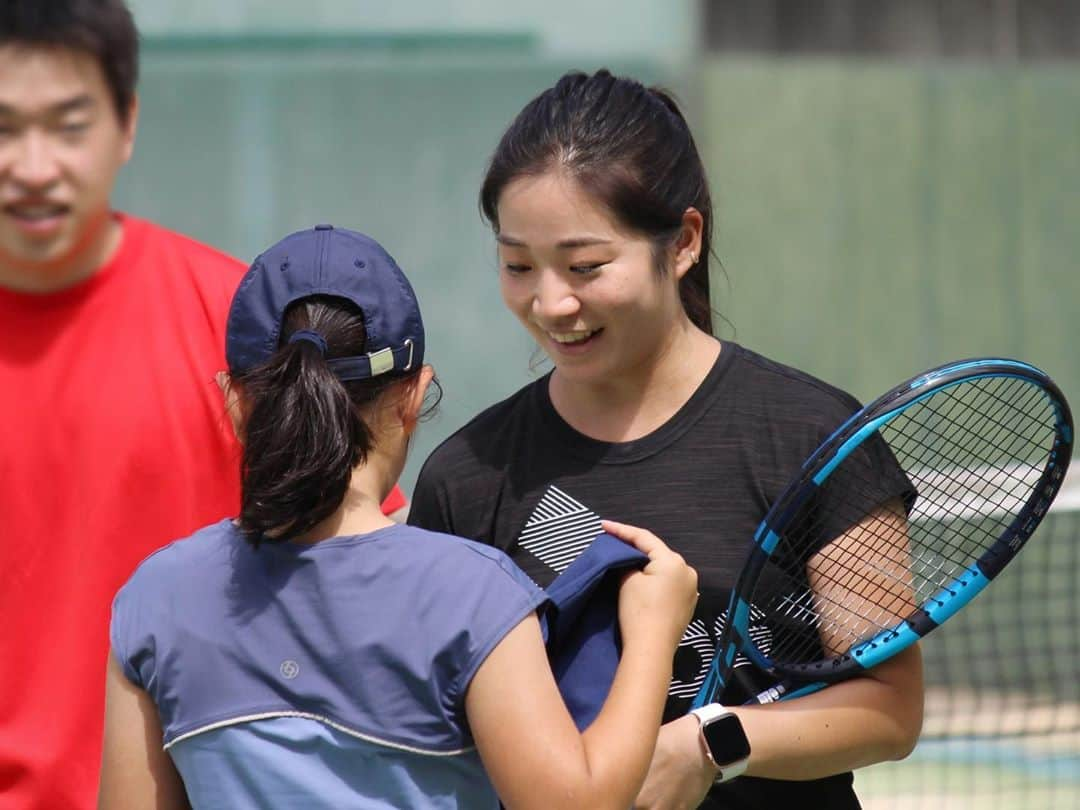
[410,69,924,810]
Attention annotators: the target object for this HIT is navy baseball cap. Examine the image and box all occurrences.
[226,224,424,380]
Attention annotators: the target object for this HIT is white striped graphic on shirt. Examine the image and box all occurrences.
[517,486,603,574]
[668,605,774,699]
[516,485,777,701]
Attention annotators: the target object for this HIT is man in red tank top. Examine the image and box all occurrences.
[0,3,404,807]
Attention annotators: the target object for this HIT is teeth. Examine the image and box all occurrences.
[8,205,64,220]
[548,330,598,344]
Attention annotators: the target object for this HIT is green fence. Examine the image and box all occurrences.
[702,59,1079,407]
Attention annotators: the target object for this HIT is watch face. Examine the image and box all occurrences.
[703,714,751,764]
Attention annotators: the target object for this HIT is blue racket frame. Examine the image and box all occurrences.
[691,358,1073,709]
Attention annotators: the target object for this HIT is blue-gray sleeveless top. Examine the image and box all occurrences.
[110,519,547,809]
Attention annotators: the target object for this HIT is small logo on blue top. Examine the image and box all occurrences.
[280,660,300,680]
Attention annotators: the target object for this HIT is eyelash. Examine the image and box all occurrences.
[502,263,605,275]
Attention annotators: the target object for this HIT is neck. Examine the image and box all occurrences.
[288,450,400,545]
[549,316,721,443]
[0,209,122,294]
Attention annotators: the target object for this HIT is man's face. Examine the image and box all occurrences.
[0,45,135,286]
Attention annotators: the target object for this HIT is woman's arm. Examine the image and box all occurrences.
[725,642,923,777]
[467,521,698,810]
[634,646,922,807]
[98,654,190,810]
[634,501,925,807]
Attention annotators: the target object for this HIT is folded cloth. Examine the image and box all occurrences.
[540,532,648,730]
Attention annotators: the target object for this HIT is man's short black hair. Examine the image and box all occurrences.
[0,0,139,121]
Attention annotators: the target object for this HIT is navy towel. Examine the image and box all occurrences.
[541,532,648,730]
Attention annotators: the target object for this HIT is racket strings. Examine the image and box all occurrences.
[779,503,915,642]
[867,378,1051,599]
[829,380,1049,639]
[894,379,1051,507]
[750,376,1059,669]
[891,379,1053,559]
[887,381,1048,569]
[777,412,1045,635]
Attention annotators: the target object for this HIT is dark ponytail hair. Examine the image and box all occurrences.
[229,295,421,545]
[480,68,715,334]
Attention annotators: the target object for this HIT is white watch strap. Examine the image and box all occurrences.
[690,703,750,782]
[690,703,729,724]
[716,751,749,782]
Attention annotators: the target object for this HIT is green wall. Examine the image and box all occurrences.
[702,59,1079,407]
[126,0,695,63]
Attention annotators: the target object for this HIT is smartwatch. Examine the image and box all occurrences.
[689,704,751,783]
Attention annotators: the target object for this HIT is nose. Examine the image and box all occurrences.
[9,130,61,189]
[532,269,580,322]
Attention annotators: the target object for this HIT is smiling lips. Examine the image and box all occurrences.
[3,201,70,235]
[546,328,603,348]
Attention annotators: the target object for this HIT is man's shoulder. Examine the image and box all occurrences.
[123,215,246,278]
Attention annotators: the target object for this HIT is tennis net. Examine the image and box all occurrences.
[856,464,1080,809]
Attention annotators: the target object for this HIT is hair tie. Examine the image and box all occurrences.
[287,329,328,355]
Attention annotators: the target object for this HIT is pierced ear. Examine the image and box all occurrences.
[673,207,705,280]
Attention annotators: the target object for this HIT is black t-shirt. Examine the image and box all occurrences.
[410,342,907,809]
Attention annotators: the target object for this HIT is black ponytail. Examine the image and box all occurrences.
[229,295,409,544]
[646,85,715,336]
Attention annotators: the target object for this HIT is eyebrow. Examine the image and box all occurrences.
[497,234,614,249]
[0,94,96,118]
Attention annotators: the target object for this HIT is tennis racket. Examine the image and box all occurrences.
[691,358,1073,709]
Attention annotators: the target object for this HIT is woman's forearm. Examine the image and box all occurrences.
[574,639,675,806]
[736,645,924,781]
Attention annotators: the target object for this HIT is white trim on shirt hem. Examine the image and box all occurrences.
[163,711,477,757]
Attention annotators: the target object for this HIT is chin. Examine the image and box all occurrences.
[6,227,78,264]
[552,360,608,384]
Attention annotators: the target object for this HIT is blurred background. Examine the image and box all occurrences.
[119,0,1079,495]
[117,3,1078,804]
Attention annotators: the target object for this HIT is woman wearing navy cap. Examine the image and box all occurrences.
[97,226,698,809]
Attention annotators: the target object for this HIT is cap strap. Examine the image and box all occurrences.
[327,341,414,382]
[287,329,328,355]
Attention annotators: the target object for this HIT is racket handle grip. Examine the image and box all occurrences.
[730,664,774,703]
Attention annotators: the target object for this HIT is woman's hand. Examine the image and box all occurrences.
[633,714,716,810]
[602,519,698,652]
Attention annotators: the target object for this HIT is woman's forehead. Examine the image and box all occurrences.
[496,171,633,247]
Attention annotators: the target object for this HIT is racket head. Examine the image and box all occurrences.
[694,358,1072,708]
